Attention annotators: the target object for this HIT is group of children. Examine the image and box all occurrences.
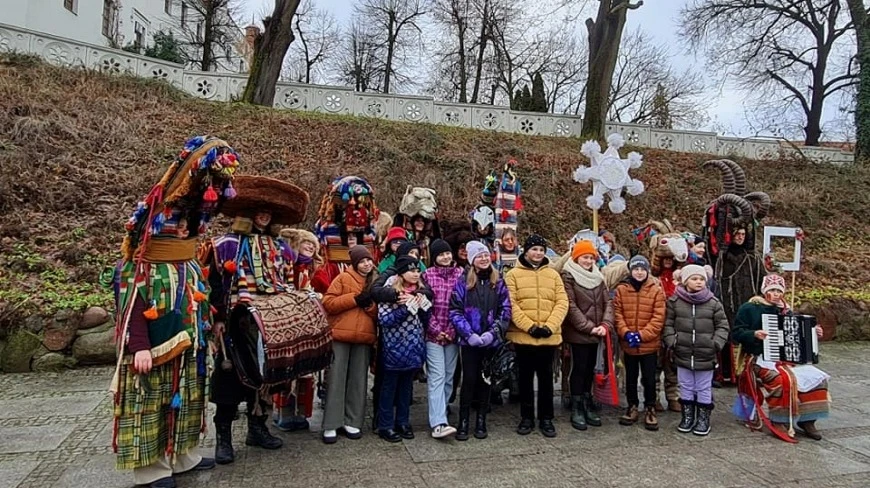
[318,226,748,443]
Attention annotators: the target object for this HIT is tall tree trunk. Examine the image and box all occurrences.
[242,0,301,106]
[847,0,870,164]
[470,0,489,103]
[384,15,396,94]
[580,0,642,140]
[201,1,215,71]
[457,17,468,103]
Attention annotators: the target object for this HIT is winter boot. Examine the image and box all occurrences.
[644,406,659,431]
[582,393,601,427]
[797,420,822,440]
[570,396,587,431]
[245,415,283,449]
[677,399,696,433]
[456,407,470,441]
[619,405,639,426]
[214,422,235,465]
[474,412,488,439]
[692,403,712,436]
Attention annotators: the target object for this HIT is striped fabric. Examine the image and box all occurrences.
[757,366,830,424]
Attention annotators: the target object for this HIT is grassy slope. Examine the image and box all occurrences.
[1,54,869,328]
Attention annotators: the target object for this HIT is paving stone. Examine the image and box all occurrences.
[0,392,104,419]
[0,461,38,488]
[829,435,870,459]
[0,424,75,454]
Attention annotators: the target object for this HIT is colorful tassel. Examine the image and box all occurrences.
[201,267,210,279]
[143,302,159,320]
[224,183,237,199]
[193,291,207,302]
[515,195,524,211]
[203,185,218,202]
[170,392,182,410]
[151,213,166,234]
[223,260,238,274]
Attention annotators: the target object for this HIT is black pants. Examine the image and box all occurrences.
[569,343,599,397]
[516,345,556,421]
[624,353,657,408]
[459,346,494,412]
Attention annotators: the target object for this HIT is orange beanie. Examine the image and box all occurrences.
[572,240,598,261]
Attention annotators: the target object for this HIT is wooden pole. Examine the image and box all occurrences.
[592,208,599,234]
[790,271,797,308]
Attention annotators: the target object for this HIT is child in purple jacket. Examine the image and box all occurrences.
[449,241,511,441]
[422,239,464,439]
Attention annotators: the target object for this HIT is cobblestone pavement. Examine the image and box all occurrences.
[2,342,870,487]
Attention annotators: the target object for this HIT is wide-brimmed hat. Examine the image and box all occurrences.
[219,175,309,226]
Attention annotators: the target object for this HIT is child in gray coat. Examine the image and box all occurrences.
[663,264,729,436]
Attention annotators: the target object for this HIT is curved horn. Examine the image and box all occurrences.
[716,193,753,226]
[703,160,736,195]
[722,159,746,195]
[744,191,771,220]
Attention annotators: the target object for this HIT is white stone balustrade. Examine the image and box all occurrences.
[0,22,854,165]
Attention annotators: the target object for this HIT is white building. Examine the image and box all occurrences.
[1,0,247,72]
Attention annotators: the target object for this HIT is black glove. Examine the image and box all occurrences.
[528,325,546,339]
[539,326,553,338]
[354,291,372,308]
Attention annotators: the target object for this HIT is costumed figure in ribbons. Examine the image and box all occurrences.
[492,160,524,273]
[312,176,381,294]
[394,186,440,266]
[111,135,240,488]
[701,159,770,385]
[632,219,689,413]
[732,274,829,442]
[203,175,331,465]
[470,171,498,251]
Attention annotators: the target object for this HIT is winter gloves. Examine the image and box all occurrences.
[624,331,641,348]
[529,325,553,339]
[354,291,373,308]
[479,331,495,347]
[467,334,485,347]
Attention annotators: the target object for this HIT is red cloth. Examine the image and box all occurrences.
[659,268,676,297]
[312,262,342,295]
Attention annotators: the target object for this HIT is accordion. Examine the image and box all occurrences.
[761,313,819,364]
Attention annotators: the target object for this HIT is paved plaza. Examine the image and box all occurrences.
[2,342,870,487]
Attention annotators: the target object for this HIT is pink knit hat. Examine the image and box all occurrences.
[761,274,786,294]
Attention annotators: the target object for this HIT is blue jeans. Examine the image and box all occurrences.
[378,370,414,431]
[426,343,459,428]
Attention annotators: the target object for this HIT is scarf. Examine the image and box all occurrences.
[563,259,604,289]
[674,285,715,305]
[749,295,791,313]
[296,253,314,266]
[628,276,646,291]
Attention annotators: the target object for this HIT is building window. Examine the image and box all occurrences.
[196,21,203,42]
[102,0,118,39]
[64,0,77,14]
[134,21,146,50]
[181,2,188,27]
[164,0,172,15]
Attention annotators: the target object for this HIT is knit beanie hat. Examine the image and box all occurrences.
[762,274,786,294]
[628,255,650,272]
[429,239,452,260]
[394,255,420,275]
[571,240,598,261]
[349,245,373,268]
[397,241,418,258]
[466,240,490,264]
[679,264,706,285]
[523,234,548,252]
[386,226,408,247]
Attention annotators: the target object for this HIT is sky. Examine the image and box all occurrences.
[237,0,848,140]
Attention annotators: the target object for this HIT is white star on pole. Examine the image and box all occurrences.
[573,133,645,214]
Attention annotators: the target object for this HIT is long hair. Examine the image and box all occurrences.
[467,264,499,290]
[363,268,378,291]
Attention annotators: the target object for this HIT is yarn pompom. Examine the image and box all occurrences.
[143,303,159,320]
[223,260,238,274]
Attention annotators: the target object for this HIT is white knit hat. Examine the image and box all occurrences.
[679,264,707,285]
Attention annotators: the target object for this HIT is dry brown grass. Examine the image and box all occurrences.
[1,53,869,328]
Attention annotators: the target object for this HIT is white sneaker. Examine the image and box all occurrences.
[322,429,338,444]
[343,425,361,435]
[431,424,457,439]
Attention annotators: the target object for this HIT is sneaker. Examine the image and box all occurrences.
[431,424,457,439]
[341,425,362,440]
[539,419,557,438]
[619,405,639,426]
[396,425,415,440]
[516,418,534,435]
[322,429,338,444]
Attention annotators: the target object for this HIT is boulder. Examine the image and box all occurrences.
[1,329,42,373]
[76,321,114,337]
[80,306,110,330]
[23,315,46,334]
[32,353,77,372]
[72,328,117,365]
[43,325,77,352]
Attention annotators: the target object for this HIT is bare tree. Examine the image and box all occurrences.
[681,0,858,146]
[607,29,708,128]
[356,0,429,94]
[169,0,243,71]
[431,0,472,102]
[846,0,870,162]
[282,3,339,83]
[332,21,385,92]
[242,0,302,106]
[580,0,643,140]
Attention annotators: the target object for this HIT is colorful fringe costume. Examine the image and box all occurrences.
[111,136,240,473]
